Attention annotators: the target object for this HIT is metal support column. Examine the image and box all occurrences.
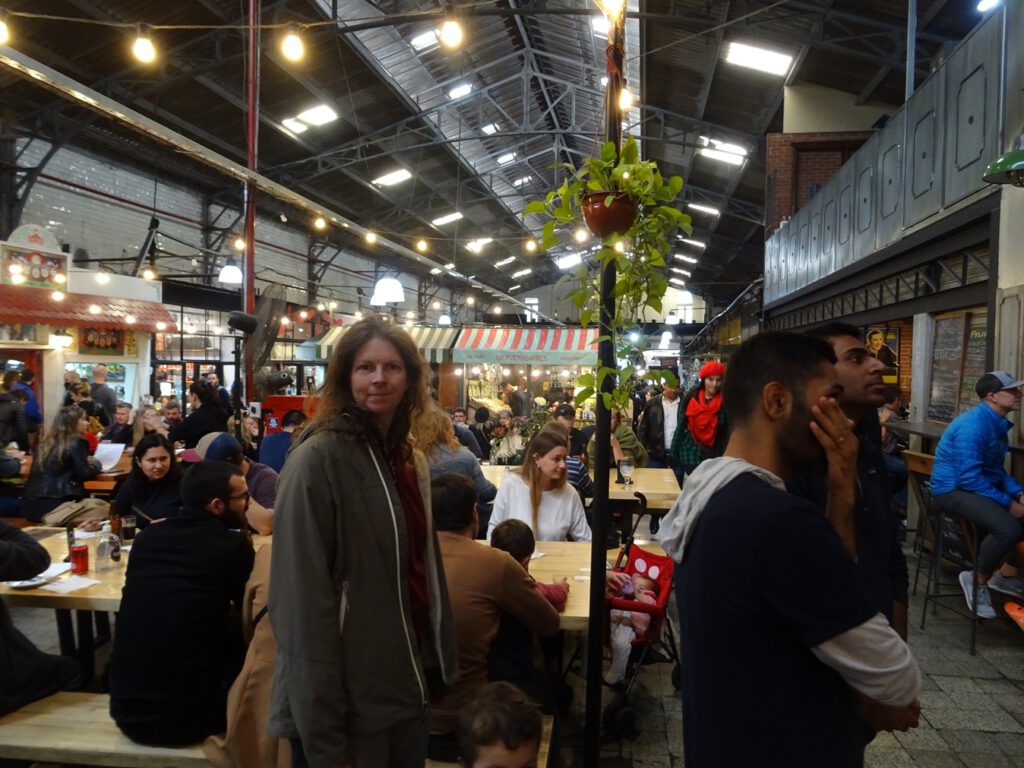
[243,0,260,401]
[905,0,917,100]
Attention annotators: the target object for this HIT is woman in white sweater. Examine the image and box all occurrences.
[488,426,591,542]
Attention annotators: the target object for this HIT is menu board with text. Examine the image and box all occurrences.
[927,315,966,422]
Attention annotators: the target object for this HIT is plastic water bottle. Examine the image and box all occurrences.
[95,522,122,571]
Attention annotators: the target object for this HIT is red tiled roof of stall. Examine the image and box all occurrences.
[0,285,176,332]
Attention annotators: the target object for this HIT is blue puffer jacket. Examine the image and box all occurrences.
[931,403,1023,507]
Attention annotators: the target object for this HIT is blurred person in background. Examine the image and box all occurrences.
[22,406,101,522]
[258,409,307,474]
[169,381,228,449]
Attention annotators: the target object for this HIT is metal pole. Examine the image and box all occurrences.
[243,0,260,402]
[584,6,625,765]
[905,0,917,100]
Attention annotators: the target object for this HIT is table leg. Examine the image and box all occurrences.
[94,611,111,646]
[75,609,96,681]
[55,609,75,658]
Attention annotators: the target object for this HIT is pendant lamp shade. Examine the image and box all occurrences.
[983,149,1024,187]
[438,314,452,326]
[372,277,405,303]
[219,257,243,284]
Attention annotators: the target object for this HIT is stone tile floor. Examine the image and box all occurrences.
[7,544,1024,767]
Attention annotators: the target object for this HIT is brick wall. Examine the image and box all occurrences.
[765,132,873,237]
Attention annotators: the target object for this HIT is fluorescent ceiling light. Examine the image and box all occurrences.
[411,29,438,50]
[513,176,533,187]
[296,105,338,126]
[508,284,521,291]
[675,254,699,264]
[495,256,515,267]
[497,152,516,166]
[481,123,499,135]
[592,16,610,37]
[448,83,472,100]
[680,239,706,249]
[977,0,1000,9]
[688,203,720,216]
[669,277,687,287]
[512,268,532,278]
[556,253,583,270]
[671,268,691,277]
[281,117,308,134]
[699,148,746,165]
[725,42,793,76]
[432,211,463,226]
[466,238,493,253]
[444,263,456,270]
[430,267,443,274]
[372,169,412,186]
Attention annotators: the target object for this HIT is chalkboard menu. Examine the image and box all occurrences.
[958,323,988,415]
[927,315,966,422]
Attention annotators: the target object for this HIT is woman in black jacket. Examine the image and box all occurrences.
[114,433,183,528]
[22,406,101,522]
[67,382,110,429]
[168,381,228,449]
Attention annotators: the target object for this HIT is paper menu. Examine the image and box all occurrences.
[94,443,125,471]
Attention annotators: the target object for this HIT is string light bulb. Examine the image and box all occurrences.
[142,266,157,281]
[0,11,10,46]
[233,236,246,251]
[51,290,65,302]
[618,89,633,111]
[525,239,537,252]
[365,231,377,244]
[313,216,327,231]
[466,296,476,306]
[53,272,66,284]
[574,228,589,243]
[280,23,304,62]
[132,24,157,64]
[416,239,428,252]
[9,273,24,284]
[440,18,463,49]
[599,0,627,21]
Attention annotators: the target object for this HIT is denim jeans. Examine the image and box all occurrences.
[932,490,1024,576]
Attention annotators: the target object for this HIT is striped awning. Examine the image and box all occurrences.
[316,325,459,363]
[453,327,598,364]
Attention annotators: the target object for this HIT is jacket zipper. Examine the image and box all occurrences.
[366,445,428,706]
[338,579,349,635]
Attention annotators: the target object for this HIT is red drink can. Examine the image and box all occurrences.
[70,544,89,575]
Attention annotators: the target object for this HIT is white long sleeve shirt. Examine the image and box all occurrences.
[488,473,591,542]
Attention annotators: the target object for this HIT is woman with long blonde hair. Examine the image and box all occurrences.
[413,406,496,535]
[132,405,169,447]
[22,406,101,522]
[488,427,590,542]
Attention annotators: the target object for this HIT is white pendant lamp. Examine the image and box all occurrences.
[372,276,405,304]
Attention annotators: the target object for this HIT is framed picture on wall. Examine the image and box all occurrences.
[866,327,899,384]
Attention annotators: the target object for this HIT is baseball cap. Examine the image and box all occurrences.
[180,432,244,464]
[975,371,1024,398]
[553,403,576,419]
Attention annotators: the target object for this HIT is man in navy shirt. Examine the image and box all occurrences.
[258,409,307,473]
[661,332,921,767]
[931,370,1024,617]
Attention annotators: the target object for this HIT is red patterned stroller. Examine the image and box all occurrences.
[602,493,681,738]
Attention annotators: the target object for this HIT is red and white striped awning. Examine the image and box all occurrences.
[453,327,598,364]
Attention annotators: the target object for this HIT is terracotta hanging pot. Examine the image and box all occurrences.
[582,192,637,238]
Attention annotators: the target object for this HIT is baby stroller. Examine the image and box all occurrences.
[602,493,681,739]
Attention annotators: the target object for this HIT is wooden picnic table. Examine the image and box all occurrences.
[481,465,681,511]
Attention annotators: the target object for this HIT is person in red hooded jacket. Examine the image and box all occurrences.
[669,361,729,478]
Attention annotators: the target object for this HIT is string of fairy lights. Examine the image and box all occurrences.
[0,4,638,271]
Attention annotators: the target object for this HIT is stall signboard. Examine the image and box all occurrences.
[79,327,127,355]
[1,243,66,289]
[927,315,966,423]
[453,327,598,365]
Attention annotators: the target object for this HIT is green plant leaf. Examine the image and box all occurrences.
[541,219,558,250]
[621,138,639,165]
[523,200,547,217]
[574,387,594,405]
[600,141,617,163]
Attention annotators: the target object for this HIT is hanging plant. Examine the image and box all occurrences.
[524,136,692,412]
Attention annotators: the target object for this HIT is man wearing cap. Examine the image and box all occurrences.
[183,432,277,535]
[931,371,1024,618]
[554,403,587,458]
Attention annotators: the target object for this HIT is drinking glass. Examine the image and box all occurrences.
[619,458,634,486]
[121,515,137,542]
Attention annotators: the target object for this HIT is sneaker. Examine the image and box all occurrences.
[988,572,1024,600]
[959,570,997,619]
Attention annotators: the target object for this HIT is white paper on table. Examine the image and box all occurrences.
[39,563,72,579]
[531,551,546,560]
[94,443,124,472]
[39,576,101,594]
[73,531,98,540]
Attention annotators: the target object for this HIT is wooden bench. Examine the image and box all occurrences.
[0,692,553,768]
[0,692,210,767]
[425,715,553,768]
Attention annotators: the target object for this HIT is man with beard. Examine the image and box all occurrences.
[800,323,909,641]
[109,461,255,747]
[661,332,921,768]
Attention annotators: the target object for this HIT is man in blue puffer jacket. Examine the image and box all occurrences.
[931,370,1024,618]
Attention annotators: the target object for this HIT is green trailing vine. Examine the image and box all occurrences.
[524,137,692,412]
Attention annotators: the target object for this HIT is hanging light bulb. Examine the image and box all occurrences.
[0,11,10,46]
[219,257,243,284]
[618,88,634,111]
[316,303,326,311]
[53,272,66,284]
[525,239,537,252]
[439,18,463,49]
[313,216,327,231]
[466,296,476,306]
[125,315,137,324]
[416,239,428,252]
[132,24,157,64]
[574,228,589,243]
[365,231,377,244]
[51,290,65,302]
[142,266,157,281]
[280,22,305,62]
[233,236,246,252]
